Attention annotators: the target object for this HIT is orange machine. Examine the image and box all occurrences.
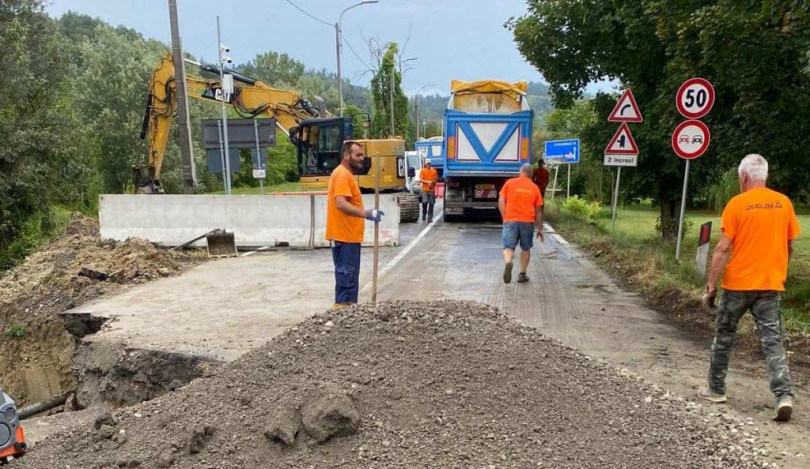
[0,390,26,463]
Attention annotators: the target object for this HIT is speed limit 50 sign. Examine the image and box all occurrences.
[676,78,715,119]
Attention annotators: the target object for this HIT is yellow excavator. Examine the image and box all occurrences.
[135,54,412,205]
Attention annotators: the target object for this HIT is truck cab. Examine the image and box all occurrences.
[404,150,424,194]
[415,137,445,180]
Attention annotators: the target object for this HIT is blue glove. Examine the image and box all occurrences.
[364,209,385,223]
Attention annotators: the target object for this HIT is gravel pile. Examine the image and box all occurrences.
[15,301,773,468]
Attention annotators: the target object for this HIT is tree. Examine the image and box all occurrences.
[239,52,305,88]
[508,1,810,238]
[423,122,442,139]
[370,43,409,141]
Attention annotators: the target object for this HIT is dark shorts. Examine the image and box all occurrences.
[502,222,534,251]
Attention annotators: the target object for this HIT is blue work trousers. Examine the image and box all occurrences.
[332,241,361,304]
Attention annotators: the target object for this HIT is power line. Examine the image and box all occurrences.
[341,33,372,71]
[284,0,331,27]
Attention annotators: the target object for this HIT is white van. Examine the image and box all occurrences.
[404,150,424,194]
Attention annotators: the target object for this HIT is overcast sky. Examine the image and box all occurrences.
[46,0,613,96]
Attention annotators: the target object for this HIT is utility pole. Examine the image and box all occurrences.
[415,96,419,142]
[336,1,378,117]
[217,16,232,194]
[335,22,343,116]
[168,0,196,193]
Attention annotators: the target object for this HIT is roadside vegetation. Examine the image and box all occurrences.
[545,199,810,337]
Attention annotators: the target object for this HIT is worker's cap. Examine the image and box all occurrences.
[425,160,432,166]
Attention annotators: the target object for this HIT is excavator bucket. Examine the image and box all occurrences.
[206,229,237,258]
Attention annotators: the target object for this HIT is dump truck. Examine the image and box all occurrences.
[415,136,445,179]
[441,80,533,221]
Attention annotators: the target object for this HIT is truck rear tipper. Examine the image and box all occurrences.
[441,80,533,221]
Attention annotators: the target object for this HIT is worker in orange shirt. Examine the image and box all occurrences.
[419,160,439,223]
[326,141,384,306]
[499,163,544,284]
[699,154,800,422]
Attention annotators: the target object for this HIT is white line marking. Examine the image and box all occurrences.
[241,246,272,257]
[360,212,443,295]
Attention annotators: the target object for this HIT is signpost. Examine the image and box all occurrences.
[545,139,580,198]
[673,78,715,260]
[604,122,640,233]
[695,221,712,277]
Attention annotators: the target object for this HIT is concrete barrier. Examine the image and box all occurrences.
[99,194,400,248]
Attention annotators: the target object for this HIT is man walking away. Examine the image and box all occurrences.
[699,154,800,422]
[326,141,384,307]
[499,163,544,284]
[532,159,550,205]
[419,160,439,223]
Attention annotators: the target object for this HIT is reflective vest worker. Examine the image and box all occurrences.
[498,163,544,284]
[699,153,801,422]
[326,141,384,307]
[419,161,439,223]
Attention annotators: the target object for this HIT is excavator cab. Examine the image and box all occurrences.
[291,117,369,190]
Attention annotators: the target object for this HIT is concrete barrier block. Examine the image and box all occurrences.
[99,194,400,248]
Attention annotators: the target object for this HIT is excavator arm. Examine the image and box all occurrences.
[134,53,322,193]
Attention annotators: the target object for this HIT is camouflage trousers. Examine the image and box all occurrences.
[708,290,792,398]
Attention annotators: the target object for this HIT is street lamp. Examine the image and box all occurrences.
[414,83,436,142]
[336,0,378,116]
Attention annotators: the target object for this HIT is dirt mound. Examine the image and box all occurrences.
[18,301,772,468]
[0,214,203,404]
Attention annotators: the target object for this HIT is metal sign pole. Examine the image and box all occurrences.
[372,154,381,304]
[567,164,571,198]
[217,17,231,195]
[611,167,622,234]
[675,159,690,261]
[551,165,559,201]
[217,120,227,189]
[253,119,263,194]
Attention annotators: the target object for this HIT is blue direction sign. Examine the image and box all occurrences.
[544,139,580,164]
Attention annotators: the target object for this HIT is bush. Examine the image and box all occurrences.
[561,196,601,221]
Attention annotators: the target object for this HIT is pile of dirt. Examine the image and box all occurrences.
[0,214,203,405]
[18,301,773,468]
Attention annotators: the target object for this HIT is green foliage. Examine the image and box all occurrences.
[561,196,601,222]
[655,216,693,241]
[239,52,305,88]
[370,43,409,142]
[423,122,442,139]
[707,167,739,214]
[4,325,27,339]
[508,0,810,239]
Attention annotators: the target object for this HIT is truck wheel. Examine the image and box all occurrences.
[397,193,420,223]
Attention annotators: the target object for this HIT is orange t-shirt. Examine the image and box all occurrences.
[500,176,543,223]
[325,165,365,243]
[420,167,438,192]
[721,187,801,291]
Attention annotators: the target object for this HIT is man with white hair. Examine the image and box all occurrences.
[499,163,544,283]
[699,154,801,422]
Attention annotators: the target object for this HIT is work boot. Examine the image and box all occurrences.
[774,395,793,422]
[697,387,727,403]
[503,261,513,284]
[428,217,433,224]
[332,303,351,310]
[517,272,529,283]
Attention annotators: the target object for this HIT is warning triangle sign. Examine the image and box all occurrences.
[608,89,643,123]
[605,122,639,155]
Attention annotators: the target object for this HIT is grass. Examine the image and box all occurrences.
[209,182,307,195]
[547,200,810,335]
[4,325,27,339]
